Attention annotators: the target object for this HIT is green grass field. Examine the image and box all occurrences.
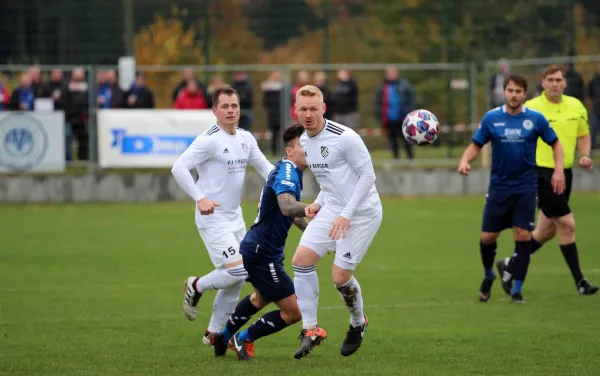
[2,194,600,376]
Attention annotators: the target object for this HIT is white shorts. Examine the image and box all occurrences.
[299,207,382,270]
[198,224,246,268]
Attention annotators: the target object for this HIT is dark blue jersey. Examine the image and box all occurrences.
[473,105,558,192]
[242,159,303,260]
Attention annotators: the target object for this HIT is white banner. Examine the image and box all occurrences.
[0,112,66,173]
[98,109,217,168]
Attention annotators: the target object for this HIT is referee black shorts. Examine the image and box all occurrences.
[537,167,573,218]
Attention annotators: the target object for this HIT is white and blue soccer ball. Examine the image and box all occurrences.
[402,109,440,145]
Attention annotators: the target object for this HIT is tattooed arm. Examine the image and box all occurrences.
[293,217,308,232]
[277,193,308,218]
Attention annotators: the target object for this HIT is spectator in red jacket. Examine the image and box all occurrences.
[0,80,10,111]
[174,79,208,110]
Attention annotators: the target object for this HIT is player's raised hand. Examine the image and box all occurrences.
[305,203,321,219]
[579,155,593,171]
[457,160,471,176]
[197,197,220,215]
[329,216,350,241]
[551,169,566,194]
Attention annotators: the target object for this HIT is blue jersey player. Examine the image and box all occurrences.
[458,74,565,303]
[209,124,312,361]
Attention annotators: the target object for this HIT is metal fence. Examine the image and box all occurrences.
[484,55,600,110]
[1,56,598,172]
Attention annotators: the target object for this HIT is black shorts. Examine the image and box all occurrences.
[241,252,295,303]
[537,167,573,218]
[482,190,537,233]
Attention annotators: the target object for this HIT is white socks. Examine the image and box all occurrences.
[207,280,245,332]
[293,265,320,330]
[195,265,248,332]
[336,277,365,327]
[194,265,247,292]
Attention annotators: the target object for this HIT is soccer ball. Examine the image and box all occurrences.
[402,109,440,145]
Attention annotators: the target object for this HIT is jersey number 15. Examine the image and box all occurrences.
[222,247,236,259]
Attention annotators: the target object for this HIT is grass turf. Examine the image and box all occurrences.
[1,193,600,375]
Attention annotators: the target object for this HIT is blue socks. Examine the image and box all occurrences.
[510,241,532,294]
[238,310,289,343]
[511,280,524,294]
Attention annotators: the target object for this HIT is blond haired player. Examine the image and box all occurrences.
[171,87,274,344]
[291,85,383,359]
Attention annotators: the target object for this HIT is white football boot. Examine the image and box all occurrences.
[182,277,202,321]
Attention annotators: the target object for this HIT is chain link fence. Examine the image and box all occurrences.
[2,56,599,173]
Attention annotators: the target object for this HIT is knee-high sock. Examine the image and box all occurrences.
[293,265,319,330]
[336,277,366,327]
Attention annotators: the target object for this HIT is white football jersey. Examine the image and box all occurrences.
[300,120,381,217]
[172,125,274,229]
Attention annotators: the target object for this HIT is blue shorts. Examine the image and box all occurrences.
[241,248,294,303]
[482,190,537,233]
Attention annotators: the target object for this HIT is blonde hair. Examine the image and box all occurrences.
[296,85,324,101]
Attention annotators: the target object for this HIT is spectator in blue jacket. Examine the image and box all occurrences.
[8,73,36,111]
[375,66,416,160]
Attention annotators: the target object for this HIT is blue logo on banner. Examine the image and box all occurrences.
[110,129,196,155]
[0,113,48,171]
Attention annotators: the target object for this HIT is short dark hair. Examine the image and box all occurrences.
[212,87,240,107]
[503,74,528,91]
[542,64,565,79]
[283,124,305,146]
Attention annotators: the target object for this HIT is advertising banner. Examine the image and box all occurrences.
[97,109,216,168]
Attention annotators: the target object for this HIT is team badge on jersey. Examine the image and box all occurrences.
[522,120,533,130]
[320,146,329,158]
[240,142,249,153]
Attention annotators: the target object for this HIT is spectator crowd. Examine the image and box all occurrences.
[2,61,598,163]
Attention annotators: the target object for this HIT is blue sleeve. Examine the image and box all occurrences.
[472,113,492,147]
[537,114,558,145]
[272,162,299,196]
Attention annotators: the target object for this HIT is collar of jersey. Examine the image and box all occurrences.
[501,105,527,115]
[282,158,298,169]
[215,123,239,137]
[307,119,327,138]
[540,91,564,108]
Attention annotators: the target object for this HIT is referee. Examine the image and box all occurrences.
[497,65,598,295]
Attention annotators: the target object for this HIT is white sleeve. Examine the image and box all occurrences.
[342,131,372,169]
[340,132,376,221]
[315,189,325,206]
[248,134,275,180]
[171,136,212,202]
